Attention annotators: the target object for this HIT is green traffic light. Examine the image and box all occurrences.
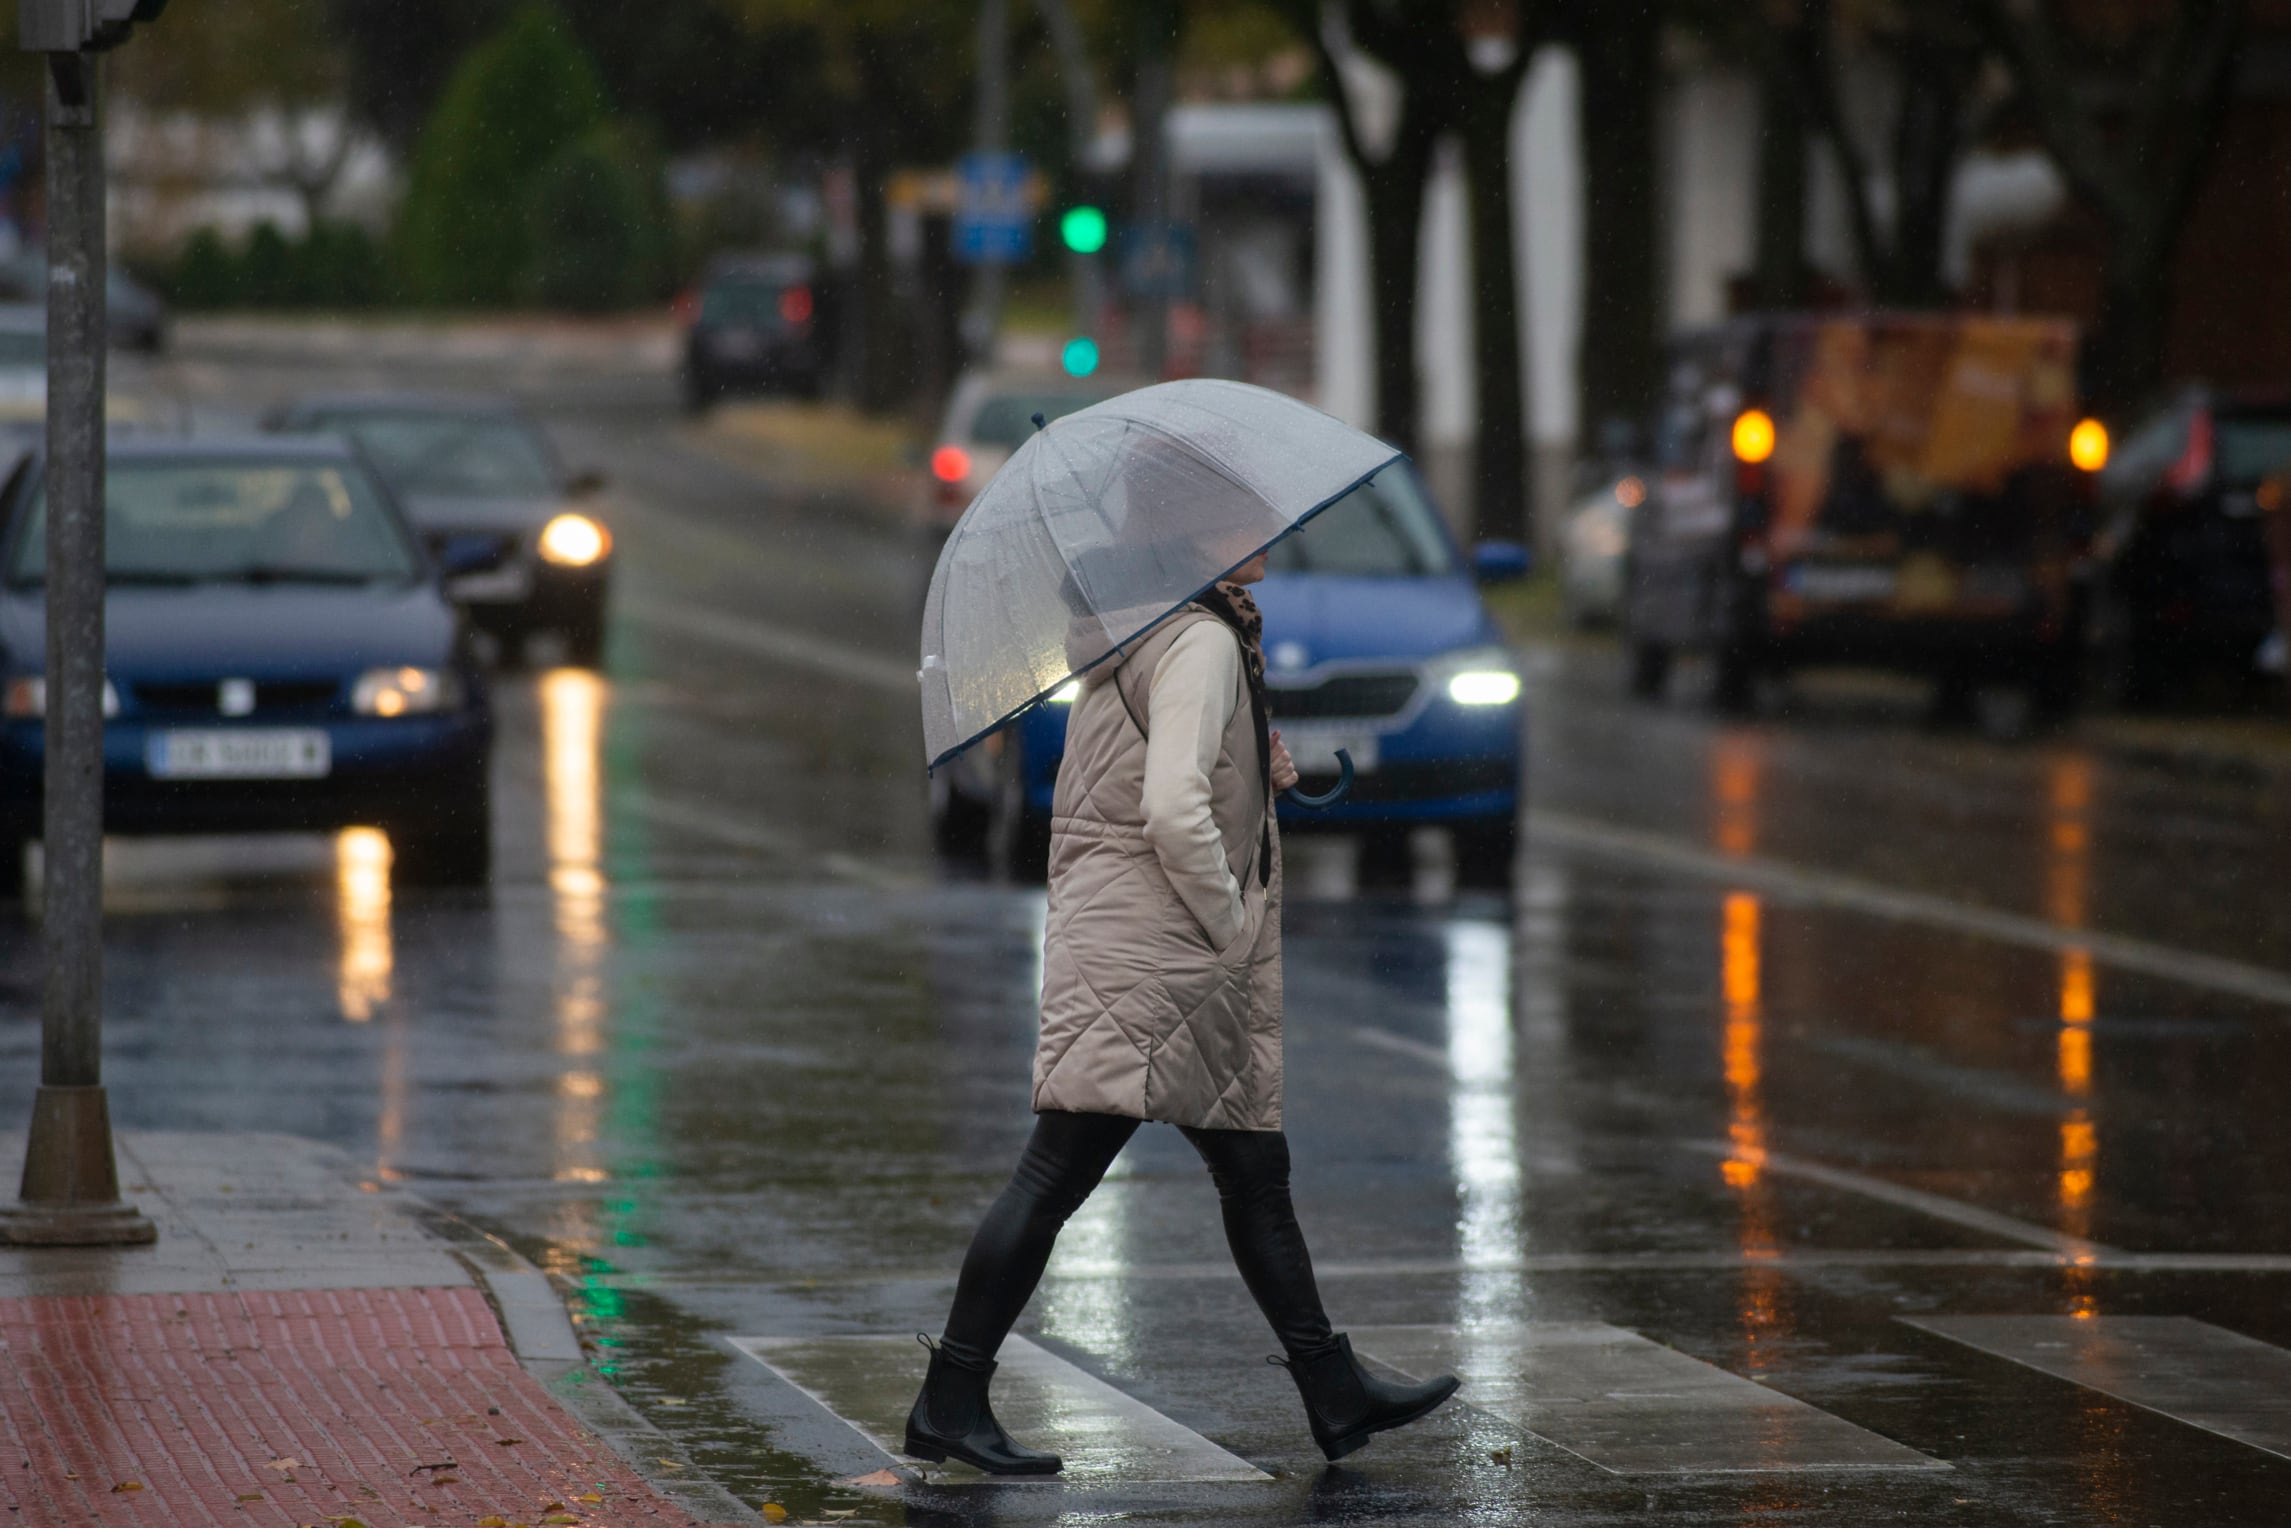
[1061,336,1100,378]
[1060,205,1109,255]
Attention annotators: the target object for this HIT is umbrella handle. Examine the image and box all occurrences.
[1284,748,1354,809]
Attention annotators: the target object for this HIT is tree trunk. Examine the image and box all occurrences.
[1359,134,1436,454]
[1576,14,1663,451]
[1752,42,1808,309]
[1130,0,1179,378]
[2084,234,2172,411]
[849,81,908,413]
[1461,72,1530,545]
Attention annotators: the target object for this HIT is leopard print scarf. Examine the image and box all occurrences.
[1194,579,1273,887]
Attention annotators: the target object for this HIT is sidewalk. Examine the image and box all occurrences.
[0,1133,755,1528]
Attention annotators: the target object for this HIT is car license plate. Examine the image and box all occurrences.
[147,729,331,781]
[447,566,533,603]
[1786,562,1898,602]
[1278,728,1380,775]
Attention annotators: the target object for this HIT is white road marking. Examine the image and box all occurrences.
[1904,1315,2291,1461]
[1353,1322,1943,1474]
[729,1333,1270,1484]
[620,595,917,695]
[1531,809,2291,1010]
[1679,1140,2113,1260]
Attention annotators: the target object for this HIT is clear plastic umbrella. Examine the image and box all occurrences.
[919,378,1400,770]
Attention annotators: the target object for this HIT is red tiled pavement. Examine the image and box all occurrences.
[0,1286,720,1527]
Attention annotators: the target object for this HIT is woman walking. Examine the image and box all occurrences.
[905,549,1459,1473]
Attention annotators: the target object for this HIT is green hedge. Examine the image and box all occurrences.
[163,221,387,310]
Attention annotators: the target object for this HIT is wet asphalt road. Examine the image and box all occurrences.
[5,325,2291,1524]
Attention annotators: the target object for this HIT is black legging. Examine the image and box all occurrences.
[939,1110,1337,1367]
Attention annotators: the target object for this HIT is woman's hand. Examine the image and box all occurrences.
[1269,729,1300,793]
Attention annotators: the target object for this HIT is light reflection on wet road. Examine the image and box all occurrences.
[0,333,2287,1522]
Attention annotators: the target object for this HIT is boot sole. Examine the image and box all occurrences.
[903,1430,1064,1475]
[1316,1375,1461,1462]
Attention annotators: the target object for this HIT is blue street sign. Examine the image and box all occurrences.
[954,152,1035,266]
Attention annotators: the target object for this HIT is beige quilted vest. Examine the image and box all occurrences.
[1032,609,1285,1131]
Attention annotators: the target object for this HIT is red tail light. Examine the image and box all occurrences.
[779,286,815,325]
[671,289,698,325]
[2165,409,2214,498]
[931,445,972,484]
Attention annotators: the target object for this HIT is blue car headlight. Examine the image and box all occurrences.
[352,666,462,717]
[1430,646,1521,707]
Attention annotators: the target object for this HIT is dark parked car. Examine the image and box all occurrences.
[680,253,831,410]
[2094,388,2291,704]
[0,436,493,896]
[0,250,167,353]
[1624,313,2103,718]
[268,394,613,667]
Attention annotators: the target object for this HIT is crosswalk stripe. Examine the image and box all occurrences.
[728,1334,1271,1484]
[1902,1315,2291,1461]
[1352,1323,1943,1475]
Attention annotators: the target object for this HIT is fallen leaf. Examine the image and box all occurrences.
[541,1517,580,1526]
[478,1518,510,1528]
[824,1512,859,1520]
[539,1506,566,1515]
[62,1473,78,1480]
[328,1519,370,1528]
[494,1438,523,1447]
[838,1468,904,1488]
[576,1494,603,1504]
[1490,1446,1513,1469]
[653,1458,685,1470]
[759,1505,789,1524]
[653,1397,687,1407]
[266,1458,301,1474]
[235,1494,263,1503]
[110,1481,142,1493]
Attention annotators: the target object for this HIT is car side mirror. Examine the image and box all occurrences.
[436,534,499,579]
[565,468,607,498]
[1471,540,1531,584]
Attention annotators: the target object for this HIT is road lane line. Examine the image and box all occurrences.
[1679,1140,2115,1259]
[619,595,916,694]
[1353,1322,1943,1474]
[729,1333,1270,1484]
[1531,809,2291,1010]
[1903,1316,2291,1461]
[621,794,925,890]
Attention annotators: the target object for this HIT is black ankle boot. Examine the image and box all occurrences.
[1274,1334,1459,1461]
[903,1337,1063,1475]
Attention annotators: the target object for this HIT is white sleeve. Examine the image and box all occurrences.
[1140,622,1247,949]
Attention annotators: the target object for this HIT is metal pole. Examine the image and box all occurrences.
[0,51,153,1248]
[961,0,1010,368]
[1035,0,1104,342]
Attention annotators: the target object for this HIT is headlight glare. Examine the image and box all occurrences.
[1448,670,1522,706]
[539,512,610,567]
[353,666,458,717]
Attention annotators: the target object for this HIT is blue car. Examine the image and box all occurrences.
[935,462,1528,886]
[0,436,493,897]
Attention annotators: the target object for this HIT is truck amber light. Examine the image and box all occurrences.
[931,445,972,483]
[1731,409,1776,464]
[2069,417,2110,472]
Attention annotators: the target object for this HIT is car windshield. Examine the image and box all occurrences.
[0,330,42,368]
[1266,468,1456,577]
[315,413,556,497]
[8,459,419,585]
[701,279,799,326]
[2218,417,2291,483]
[967,392,1108,449]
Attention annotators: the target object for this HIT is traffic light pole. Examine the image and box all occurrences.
[0,50,153,1248]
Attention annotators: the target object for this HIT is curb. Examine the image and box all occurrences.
[415,1207,765,1527]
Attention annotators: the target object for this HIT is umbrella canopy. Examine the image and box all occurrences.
[919,378,1400,769]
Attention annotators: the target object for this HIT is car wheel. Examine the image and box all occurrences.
[0,835,24,902]
[1452,814,1518,890]
[1712,643,1760,714]
[562,603,608,670]
[392,790,493,889]
[932,777,993,861]
[1004,808,1052,884]
[1356,826,1414,890]
[1628,639,1671,699]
